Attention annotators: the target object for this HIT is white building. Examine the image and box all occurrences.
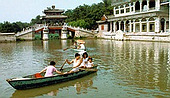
[97,0,170,40]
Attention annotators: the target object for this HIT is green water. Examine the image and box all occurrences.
[0,39,170,98]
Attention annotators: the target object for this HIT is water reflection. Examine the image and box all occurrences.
[11,73,97,98]
[1,39,170,98]
[93,40,170,97]
[42,41,49,51]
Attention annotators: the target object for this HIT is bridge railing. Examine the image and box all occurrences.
[16,24,44,36]
[67,25,94,34]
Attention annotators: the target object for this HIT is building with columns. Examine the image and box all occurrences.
[97,0,170,37]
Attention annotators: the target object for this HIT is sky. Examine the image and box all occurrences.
[0,0,103,23]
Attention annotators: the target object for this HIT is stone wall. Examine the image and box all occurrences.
[0,33,16,42]
[98,32,170,42]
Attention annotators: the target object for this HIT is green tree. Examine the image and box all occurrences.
[64,1,113,30]
[0,21,30,33]
[68,19,89,28]
[30,15,42,25]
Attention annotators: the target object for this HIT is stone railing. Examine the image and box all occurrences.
[16,24,44,37]
[67,25,93,34]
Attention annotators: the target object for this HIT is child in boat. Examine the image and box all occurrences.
[65,53,83,73]
[39,61,63,77]
[86,57,94,68]
[79,52,88,68]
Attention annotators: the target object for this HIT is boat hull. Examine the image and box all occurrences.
[7,69,97,90]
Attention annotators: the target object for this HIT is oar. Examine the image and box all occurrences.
[79,68,98,72]
[63,47,69,51]
[60,61,67,71]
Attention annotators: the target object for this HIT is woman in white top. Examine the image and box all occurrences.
[80,52,88,68]
[65,53,83,73]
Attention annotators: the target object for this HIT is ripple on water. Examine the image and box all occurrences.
[1,40,170,98]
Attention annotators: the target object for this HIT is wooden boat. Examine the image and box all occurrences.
[11,73,97,98]
[6,67,97,90]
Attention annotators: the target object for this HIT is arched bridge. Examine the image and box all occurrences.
[16,24,95,40]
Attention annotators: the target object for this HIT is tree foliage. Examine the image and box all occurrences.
[30,15,42,25]
[64,1,113,30]
[0,0,113,33]
[0,21,30,33]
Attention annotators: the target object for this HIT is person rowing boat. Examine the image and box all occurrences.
[65,53,83,73]
[77,40,86,51]
[39,61,63,77]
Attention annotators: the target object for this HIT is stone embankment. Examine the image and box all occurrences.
[0,33,16,42]
[96,30,170,42]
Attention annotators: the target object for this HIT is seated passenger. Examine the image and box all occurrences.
[79,52,88,68]
[39,61,63,77]
[86,57,94,68]
[65,53,83,73]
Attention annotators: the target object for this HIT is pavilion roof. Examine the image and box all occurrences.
[42,15,67,19]
[43,9,65,13]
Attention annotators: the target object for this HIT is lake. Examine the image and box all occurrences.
[0,39,170,98]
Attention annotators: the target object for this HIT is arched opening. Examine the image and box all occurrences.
[121,21,124,31]
[126,20,129,32]
[135,1,140,12]
[149,17,155,21]
[126,4,130,13]
[142,18,147,32]
[142,0,147,11]
[161,18,165,32]
[108,22,110,32]
[149,17,155,32]
[116,21,119,31]
[135,19,140,32]
[120,5,124,14]
[149,0,155,9]
[115,6,119,14]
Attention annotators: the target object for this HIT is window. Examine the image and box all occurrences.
[126,8,130,13]
[116,10,119,14]
[121,9,124,14]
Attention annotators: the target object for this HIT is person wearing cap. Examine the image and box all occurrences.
[77,40,86,51]
[78,43,86,50]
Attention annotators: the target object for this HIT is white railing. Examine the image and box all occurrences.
[67,25,93,34]
[16,24,95,37]
[16,24,44,37]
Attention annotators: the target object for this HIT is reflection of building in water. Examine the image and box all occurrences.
[61,40,67,49]
[42,41,49,51]
[96,40,170,91]
[114,41,170,90]
[167,48,170,87]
